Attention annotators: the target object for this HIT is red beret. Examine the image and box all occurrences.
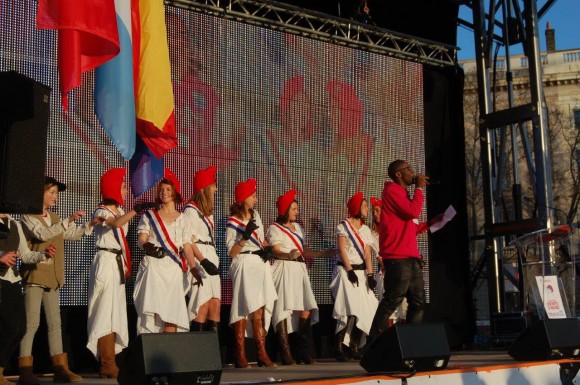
[326,81,362,138]
[276,189,297,216]
[163,168,181,195]
[347,192,365,217]
[193,165,217,195]
[370,196,381,208]
[100,168,126,206]
[235,178,257,203]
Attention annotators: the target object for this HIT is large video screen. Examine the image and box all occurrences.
[1,1,428,306]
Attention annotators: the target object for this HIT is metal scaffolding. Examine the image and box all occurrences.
[166,0,457,67]
[467,0,555,341]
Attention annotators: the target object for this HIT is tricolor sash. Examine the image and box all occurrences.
[144,210,188,271]
[226,217,262,248]
[94,206,132,278]
[184,202,215,243]
[340,219,365,262]
[272,222,304,255]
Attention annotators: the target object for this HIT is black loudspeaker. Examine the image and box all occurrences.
[117,332,222,385]
[0,71,50,214]
[360,323,450,372]
[508,319,580,361]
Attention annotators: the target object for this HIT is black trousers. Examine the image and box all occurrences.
[0,279,26,367]
[369,258,425,337]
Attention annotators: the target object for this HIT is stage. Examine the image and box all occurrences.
[5,351,579,385]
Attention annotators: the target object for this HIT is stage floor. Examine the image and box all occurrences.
[5,350,544,384]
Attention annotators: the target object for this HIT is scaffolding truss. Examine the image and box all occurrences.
[166,0,457,67]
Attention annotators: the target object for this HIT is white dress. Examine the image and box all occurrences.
[266,222,319,333]
[183,204,221,320]
[227,211,277,337]
[133,211,191,334]
[87,207,129,358]
[330,220,378,347]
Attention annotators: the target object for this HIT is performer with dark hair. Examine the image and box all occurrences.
[184,165,221,332]
[87,168,157,378]
[133,169,199,334]
[330,192,378,361]
[369,160,443,338]
[0,215,54,385]
[19,176,102,385]
[266,190,335,365]
[227,179,277,368]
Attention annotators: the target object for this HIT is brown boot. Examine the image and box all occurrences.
[349,319,363,360]
[252,309,277,368]
[0,367,12,385]
[97,333,119,379]
[233,319,251,368]
[50,353,82,383]
[18,356,40,385]
[276,319,295,365]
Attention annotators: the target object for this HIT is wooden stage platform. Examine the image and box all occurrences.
[5,351,579,385]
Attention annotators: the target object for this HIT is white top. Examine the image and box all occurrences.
[336,219,373,265]
[226,211,265,254]
[0,216,46,283]
[137,211,191,250]
[266,222,306,252]
[93,207,129,250]
[183,205,215,244]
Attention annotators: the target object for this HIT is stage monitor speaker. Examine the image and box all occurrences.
[0,71,50,214]
[360,323,450,373]
[508,319,580,361]
[117,332,222,385]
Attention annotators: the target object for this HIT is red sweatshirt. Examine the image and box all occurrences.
[379,181,428,260]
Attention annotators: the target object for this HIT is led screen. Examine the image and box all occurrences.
[1,1,428,306]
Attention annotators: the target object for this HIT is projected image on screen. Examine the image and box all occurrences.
[1,2,427,306]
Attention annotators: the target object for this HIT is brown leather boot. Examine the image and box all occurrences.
[233,319,251,368]
[18,356,40,385]
[252,309,277,368]
[0,367,12,385]
[50,352,82,383]
[335,325,348,362]
[276,319,295,365]
[97,333,119,378]
[349,320,363,360]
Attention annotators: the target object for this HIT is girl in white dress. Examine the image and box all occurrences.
[87,168,157,378]
[227,178,277,368]
[330,192,378,361]
[184,165,221,331]
[133,169,199,334]
[266,189,335,365]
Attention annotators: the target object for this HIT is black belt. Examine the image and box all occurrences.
[196,240,215,247]
[337,262,365,270]
[240,250,262,255]
[98,247,125,285]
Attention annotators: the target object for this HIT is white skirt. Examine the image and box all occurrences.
[330,266,378,347]
[271,259,319,333]
[133,255,190,334]
[228,253,277,337]
[86,251,128,358]
[187,244,221,320]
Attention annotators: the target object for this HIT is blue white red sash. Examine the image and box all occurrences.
[94,206,132,277]
[226,217,263,248]
[272,222,304,255]
[184,202,214,241]
[340,219,365,261]
[144,210,188,272]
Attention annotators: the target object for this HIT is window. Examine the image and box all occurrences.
[574,109,580,129]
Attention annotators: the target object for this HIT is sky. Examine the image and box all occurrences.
[456,0,580,60]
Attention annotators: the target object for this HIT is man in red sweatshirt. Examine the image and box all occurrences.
[369,159,442,337]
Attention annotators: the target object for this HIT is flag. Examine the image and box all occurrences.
[130,136,163,197]
[94,0,136,160]
[36,0,120,110]
[133,0,177,158]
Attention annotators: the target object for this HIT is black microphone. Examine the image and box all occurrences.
[411,176,440,185]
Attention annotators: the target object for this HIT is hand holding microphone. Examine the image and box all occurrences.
[412,174,428,188]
